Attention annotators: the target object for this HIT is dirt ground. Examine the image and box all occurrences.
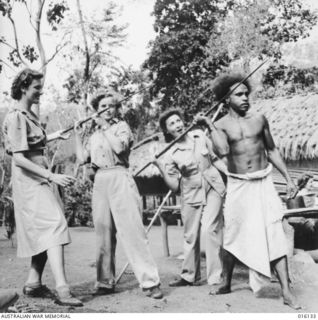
[1,225,318,313]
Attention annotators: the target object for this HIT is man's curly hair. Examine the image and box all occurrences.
[11,68,43,101]
[90,88,123,111]
[159,108,184,143]
[212,73,252,101]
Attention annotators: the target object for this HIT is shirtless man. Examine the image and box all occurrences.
[196,74,300,309]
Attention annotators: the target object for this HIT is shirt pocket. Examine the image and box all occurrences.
[175,155,198,177]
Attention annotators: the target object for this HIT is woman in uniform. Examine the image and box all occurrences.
[3,68,82,307]
[74,90,163,299]
[153,108,227,288]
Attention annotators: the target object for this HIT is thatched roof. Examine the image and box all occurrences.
[253,93,318,161]
[130,133,167,178]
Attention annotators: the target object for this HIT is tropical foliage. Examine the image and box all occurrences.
[260,65,318,97]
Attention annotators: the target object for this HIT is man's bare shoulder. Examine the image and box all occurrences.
[248,111,265,120]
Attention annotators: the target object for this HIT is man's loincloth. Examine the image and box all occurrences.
[223,164,288,279]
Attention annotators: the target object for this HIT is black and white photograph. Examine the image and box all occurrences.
[0,0,318,316]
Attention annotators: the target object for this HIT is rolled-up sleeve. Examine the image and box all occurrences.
[106,121,133,154]
[164,153,180,179]
[5,112,29,153]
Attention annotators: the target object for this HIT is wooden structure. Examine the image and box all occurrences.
[130,132,168,194]
[130,132,181,221]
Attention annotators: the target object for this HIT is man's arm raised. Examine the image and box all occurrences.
[263,115,297,198]
[210,122,230,160]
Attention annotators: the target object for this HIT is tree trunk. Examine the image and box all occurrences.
[34,0,47,117]
[76,0,91,115]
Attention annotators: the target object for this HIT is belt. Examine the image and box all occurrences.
[95,165,127,172]
[25,149,44,156]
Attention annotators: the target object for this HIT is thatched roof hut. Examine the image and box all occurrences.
[254,93,318,162]
[130,133,170,195]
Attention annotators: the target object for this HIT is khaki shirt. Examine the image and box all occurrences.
[165,129,225,206]
[3,108,46,155]
[3,108,49,184]
[86,118,133,169]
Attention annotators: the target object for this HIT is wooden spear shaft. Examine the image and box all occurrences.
[131,133,160,151]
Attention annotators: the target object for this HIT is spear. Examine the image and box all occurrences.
[131,133,160,151]
[133,59,269,177]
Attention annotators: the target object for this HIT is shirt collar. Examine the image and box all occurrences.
[13,107,43,129]
[14,107,38,121]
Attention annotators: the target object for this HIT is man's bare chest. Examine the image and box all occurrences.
[224,118,263,142]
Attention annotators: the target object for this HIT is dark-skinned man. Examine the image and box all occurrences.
[195,73,300,310]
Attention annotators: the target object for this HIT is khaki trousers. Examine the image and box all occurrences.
[181,187,223,284]
[92,167,160,289]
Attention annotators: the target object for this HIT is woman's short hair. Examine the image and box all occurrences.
[159,108,183,142]
[90,89,123,111]
[297,173,314,190]
[212,73,252,101]
[11,68,43,100]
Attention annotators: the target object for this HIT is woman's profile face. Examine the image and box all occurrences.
[23,78,43,104]
[165,114,184,139]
